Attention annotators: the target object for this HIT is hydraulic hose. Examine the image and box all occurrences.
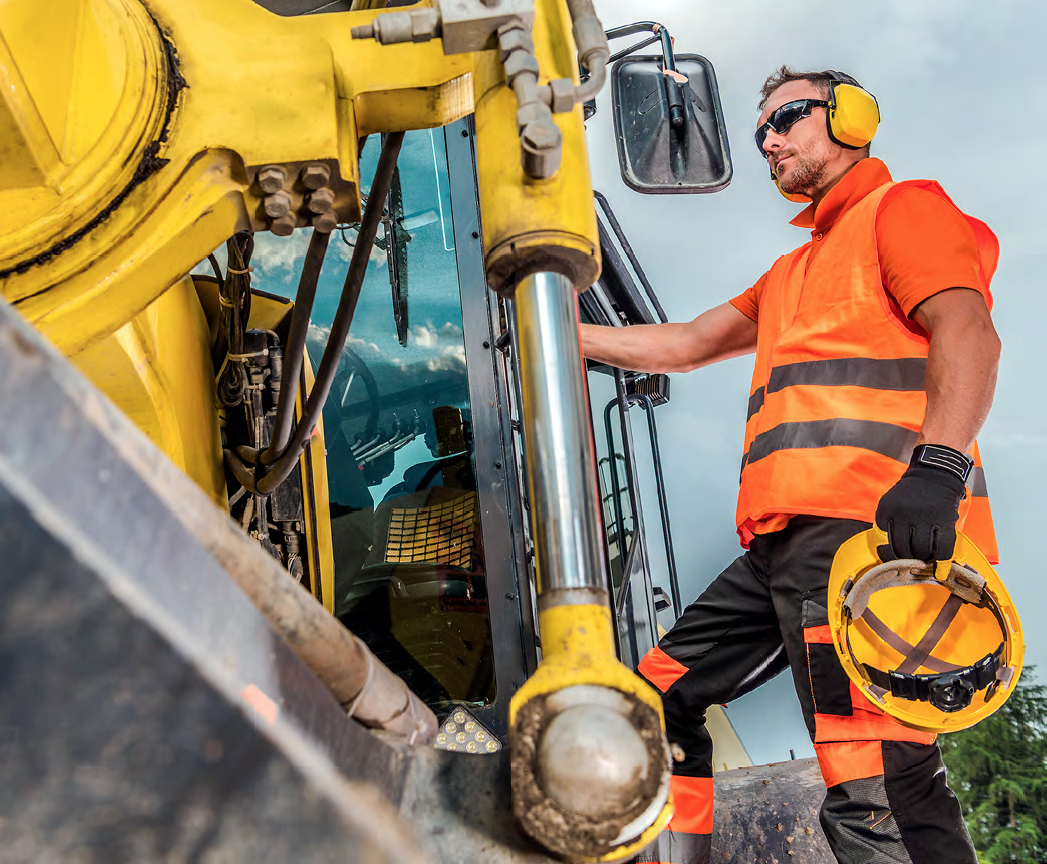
[564,0,609,104]
[263,227,330,462]
[225,131,405,496]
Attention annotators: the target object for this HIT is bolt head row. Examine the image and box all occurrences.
[253,162,338,235]
[256,162,332,193]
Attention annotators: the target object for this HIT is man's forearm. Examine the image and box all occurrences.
[914,291,1001,453]
[580,303,758,374]
[580,321,702,373]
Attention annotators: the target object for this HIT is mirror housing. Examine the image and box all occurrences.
[611,54,732,194]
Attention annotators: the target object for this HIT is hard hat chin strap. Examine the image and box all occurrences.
[866,645,1006,713]
[840,559,1013,713]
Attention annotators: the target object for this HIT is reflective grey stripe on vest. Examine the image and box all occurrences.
[746,357,928,421]
[971,466,988,498]
[740,425,991,496]
[743,418,920,468]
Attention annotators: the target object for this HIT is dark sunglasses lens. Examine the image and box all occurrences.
[755,101,810,154]
[772,102,809,133]
[755,126,768,154]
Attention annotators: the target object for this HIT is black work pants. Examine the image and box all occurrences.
[634,517,975,864]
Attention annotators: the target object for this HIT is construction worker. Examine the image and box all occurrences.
[580,66,1000,864]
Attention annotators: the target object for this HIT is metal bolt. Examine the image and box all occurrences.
[515,102,546,131]
[307,187,335,215]
[257,165,287,194]
[270,213,296,236]
[503,50,539,88]
[498,27,534,61]
[522,119,560,151]
[312,209,338,233]
[263,190,292,218]
[548,77,576,114]
[520,119,562,179]
[497,20,527,40]
[300,163,331,190]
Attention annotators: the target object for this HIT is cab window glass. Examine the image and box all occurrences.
[252,130,496,710]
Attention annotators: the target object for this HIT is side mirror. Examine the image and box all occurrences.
[611,53,732,194]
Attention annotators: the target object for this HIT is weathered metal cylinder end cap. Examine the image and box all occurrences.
[536,703,650,819]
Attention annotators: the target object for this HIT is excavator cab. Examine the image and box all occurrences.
[214,118,684,741]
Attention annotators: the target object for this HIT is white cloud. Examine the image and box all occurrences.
[251,231,313,282]
[305,323,382,360]
[426,344,467,372]
[333,226,389,268]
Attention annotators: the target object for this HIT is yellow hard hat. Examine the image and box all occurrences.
[827,528,1023,734]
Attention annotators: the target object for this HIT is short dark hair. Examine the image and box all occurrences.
[758,66,835,110]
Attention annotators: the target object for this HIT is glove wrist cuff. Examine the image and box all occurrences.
[910,443,974,484]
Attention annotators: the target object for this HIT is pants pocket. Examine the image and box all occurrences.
[802,590,853,717]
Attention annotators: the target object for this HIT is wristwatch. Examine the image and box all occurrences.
[911,443,975,484]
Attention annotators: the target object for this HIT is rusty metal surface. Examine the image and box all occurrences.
[401,748,558,864]
[0,479,422,864]
[712,759,835,863]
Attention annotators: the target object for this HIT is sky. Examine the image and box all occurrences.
[584,0,1047,765]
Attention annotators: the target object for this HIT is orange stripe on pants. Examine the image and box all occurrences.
[814,683,937,746]
[638,645,689,694]
[815,740,885,788]
[667,775,714,835]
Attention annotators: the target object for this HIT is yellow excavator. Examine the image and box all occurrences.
[0,1,830,861]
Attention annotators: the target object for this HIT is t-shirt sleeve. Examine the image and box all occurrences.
[730,272,767,322]
[876,187,988,318]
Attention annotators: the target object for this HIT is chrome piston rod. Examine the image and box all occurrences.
[514,271,608,606]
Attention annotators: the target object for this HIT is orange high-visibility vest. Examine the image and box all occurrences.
[737,180,1000,563]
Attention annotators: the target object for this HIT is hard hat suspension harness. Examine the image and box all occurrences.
[839,560,1014,714]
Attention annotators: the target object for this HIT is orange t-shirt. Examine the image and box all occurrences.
[731,158,989,323]
[730,158,991,538]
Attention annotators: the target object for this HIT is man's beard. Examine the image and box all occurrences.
[778,151,830,196]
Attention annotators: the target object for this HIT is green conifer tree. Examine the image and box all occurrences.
[940,667,1047,863]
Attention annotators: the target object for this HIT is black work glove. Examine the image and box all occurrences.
[875,457,967,563]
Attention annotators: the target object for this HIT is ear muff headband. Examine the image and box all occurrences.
[823,69,880,149]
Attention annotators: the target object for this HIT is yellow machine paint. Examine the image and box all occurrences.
[70,276,227,505]
[0,0,662,856]
[0,0,601,601]
[473,0,600,295]
[0,0,473,358]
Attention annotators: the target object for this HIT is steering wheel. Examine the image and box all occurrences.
[329,344,381,445]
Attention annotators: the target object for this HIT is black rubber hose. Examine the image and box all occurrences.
[226,131,405,495]
[263,228,331,463]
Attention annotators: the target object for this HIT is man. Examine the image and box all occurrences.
[581,66,1000,864]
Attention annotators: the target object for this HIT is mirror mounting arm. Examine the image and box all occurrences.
[599,22,682,125]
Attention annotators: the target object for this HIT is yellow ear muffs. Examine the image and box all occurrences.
[771,167,811,203]
[825,74,880,149]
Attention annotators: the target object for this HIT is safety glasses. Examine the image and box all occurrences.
[754,99,829,156]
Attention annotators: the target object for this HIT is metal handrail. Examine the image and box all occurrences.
[624,393,682,618]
